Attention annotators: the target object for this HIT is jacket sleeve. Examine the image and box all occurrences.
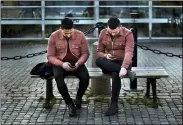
[96,30,106,58]
[47,34,63,66]
[76,33,90,66]
[121,32,134,69]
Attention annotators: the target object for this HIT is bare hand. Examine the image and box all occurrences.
[68,62,80,72]
[62,62,75,71]
[105,54,116,60]
[119,67,127,78]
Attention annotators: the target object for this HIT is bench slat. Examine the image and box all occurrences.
[31,67,168,79]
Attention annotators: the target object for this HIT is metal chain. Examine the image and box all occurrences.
[1,51,47,60]
[83,26,97,36]
[1,23,182,60]
[136,43,182,58]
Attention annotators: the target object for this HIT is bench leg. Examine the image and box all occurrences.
[150,78,158,108]
[44,78,56,109]
[145,78,151,98]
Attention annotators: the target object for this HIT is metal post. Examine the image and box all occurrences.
[44,78,55,108]
[96,22,105,36]
[130,27,138,89]
[130,24,144,91]
[122,13,144,92]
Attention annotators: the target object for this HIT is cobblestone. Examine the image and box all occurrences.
[1,42,182,124]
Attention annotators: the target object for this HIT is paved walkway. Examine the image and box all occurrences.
[1,42,182,125]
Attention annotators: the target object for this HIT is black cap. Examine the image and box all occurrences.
[107,17,120,29]
[61,18,73,30]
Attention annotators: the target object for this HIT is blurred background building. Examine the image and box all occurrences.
[1,1,182,42]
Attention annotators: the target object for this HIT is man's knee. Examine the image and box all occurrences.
[95,57,105,67]
[52,66,64,78]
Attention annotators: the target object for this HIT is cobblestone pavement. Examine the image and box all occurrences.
[1,42,182,125]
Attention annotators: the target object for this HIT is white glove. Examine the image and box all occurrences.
[62,62,70,71]
[119,67,127,78]
[105,54,116,60]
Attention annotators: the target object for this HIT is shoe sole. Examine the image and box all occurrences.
[105,111,118,116]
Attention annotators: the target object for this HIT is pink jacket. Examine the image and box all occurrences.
[97,26,134,69]
[47,29,90,66]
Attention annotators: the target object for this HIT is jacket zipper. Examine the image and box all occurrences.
[112,42,114,56]
[112,37,116,56]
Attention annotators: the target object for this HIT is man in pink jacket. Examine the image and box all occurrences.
[47,18,90,117]
[96,17,135,116]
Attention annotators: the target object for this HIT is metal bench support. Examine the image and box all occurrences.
[44,78,55,108]
[145,78,158,108]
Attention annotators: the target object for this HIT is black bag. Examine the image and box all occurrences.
[30,62,53,79]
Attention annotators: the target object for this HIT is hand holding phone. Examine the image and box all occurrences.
[106,54,116,60]
[68,63,76,68]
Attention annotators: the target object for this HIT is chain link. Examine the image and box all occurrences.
[84,26,97,36]
[136,42,182,58]
[1,50,47,60]
[1,23,182,60]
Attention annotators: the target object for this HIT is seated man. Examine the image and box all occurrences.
[96,17,135,116]
[47,18,90,117]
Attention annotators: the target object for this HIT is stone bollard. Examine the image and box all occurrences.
[91,41,111,95]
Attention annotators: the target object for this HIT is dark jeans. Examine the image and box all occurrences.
[52,64,89,105]
[95,57,131,103]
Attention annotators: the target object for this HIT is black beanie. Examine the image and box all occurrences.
[107,17,120,29]
[61,18,73,30]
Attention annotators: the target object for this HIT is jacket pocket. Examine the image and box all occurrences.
[71,44,82,49]
[71,44,82,55]
[103,41,110,45]
[114,42,125,49]
[103,41,111,50]
[56,44,65,53]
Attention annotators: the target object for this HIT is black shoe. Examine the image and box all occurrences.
[68,101,76,117]
[127,70,136,82]
[75,96,82,109]
[105,103,118,116]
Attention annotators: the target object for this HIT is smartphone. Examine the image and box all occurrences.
[110,56,116,59]
[69,63,76,68]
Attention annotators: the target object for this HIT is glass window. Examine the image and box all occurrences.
[152,23,182,37]
[100,7,148,18]
[100,1,148,6]
[1,7,41,19]
[45,7,94,19]
[152,7,182,18]
[122,23,149,37]
[1,25,42,38]
[1,1,41,19]
[1,1,18,6]
[45,24,96,38]
[45,1,93,6]
[153,1,183,6]
[75,24,96,37]
[1,1,41,6]
[45,1,94,20]
[45,25,59,38]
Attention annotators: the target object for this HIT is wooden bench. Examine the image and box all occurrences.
[31,67,169,108]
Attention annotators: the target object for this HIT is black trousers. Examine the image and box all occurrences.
[52,64,89,105]
[96,57,131,103]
